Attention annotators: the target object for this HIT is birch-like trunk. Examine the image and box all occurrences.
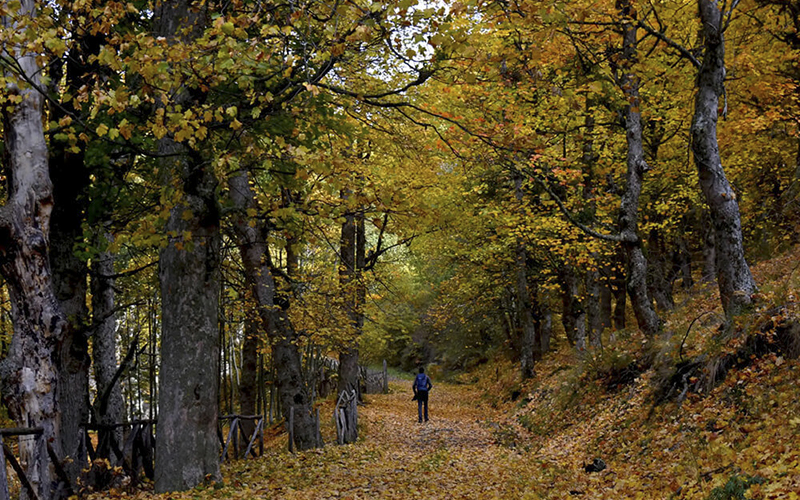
[691,0,757,316]
[616,5,661,338]
[0,1,65,497]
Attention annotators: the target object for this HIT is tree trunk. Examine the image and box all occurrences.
[692,0,757,316]
[674,236,694,289]
[535,296,553,355]
[559,267,586,350]
[238,314,259,444]
[612,247,627,330]
[616,4,661,338]
[599,278,613,331]
[338,203,360,398]
[646,230,675,312]
[228,172,319,451]
[90,243,125,448]
[582,100,604,349]
[513,172,537,377]
[0,2,65,497]
[153,0,221,492]
[49,106,91,488]
[586,269,603,349]
[702,210,716,283]
[156,148,221,491]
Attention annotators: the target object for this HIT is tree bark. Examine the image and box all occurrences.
[646,230,675,312]
[674,236,694,289]
[90,243,125,447]
[692,0,757,316]
[153,0,221,492]
[49,22,106,485]
[582,101,604,349]
[0,1,66,497]
[559,266,586,350]
[535,295,552,355]
[702,210,716,282]
[338,202,360,398]
[599,278,613,331]
[615,4,661,338]
[156,149,221,492]
[49,99,91,488]
[513,172,537,377]
[611,247,627,330]
[238,314,259,444]
[228,172,319,451]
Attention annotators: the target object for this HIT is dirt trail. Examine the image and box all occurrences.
[218,381,540,499]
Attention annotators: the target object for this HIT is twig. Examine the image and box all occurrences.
[680,311,719,362]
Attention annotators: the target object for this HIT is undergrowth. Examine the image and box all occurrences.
[474,247,800,499]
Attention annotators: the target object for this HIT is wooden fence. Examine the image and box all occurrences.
[81,420,155,486]
[362,360,389,394]
[334,389,358,445]
[0,427,73,500]
[218,415,264,461]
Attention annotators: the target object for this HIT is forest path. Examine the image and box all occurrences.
[216,381,538,499]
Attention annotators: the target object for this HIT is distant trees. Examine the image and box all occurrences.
[365,0,790,370]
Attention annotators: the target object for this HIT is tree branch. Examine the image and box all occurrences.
[519,165,629,243]
[636,20,701,68]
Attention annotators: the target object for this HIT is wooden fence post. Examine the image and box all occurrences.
[0,435,9,500]
[315,408,322,448]
[382,360,388,393]
[288,407,295,453]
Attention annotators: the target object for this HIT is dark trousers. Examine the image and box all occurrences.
[417,390,429,422]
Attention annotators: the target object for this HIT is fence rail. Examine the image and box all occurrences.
[0,426,71,500]
[81,420,155,487]
[218,415,264,461]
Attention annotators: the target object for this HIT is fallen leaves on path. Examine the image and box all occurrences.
[86,354,799,500]
[220,383,536,499]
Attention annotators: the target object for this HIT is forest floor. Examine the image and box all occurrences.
[91,250,800,500]
[98,371,798,499]
[230,382,528,499]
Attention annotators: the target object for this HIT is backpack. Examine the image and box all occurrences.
[415,373,428,392]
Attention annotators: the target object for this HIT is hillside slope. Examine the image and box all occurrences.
[473,248,800,499]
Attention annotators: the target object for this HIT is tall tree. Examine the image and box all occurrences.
[47,23,99,484]
[513,170,538,377]
[613,0,661,339]
[90,229,124,447]
[0,0,65,497]
[338,193,359,397]
[229,170,320,451]
[691,0,757,316]
[153,0,221,491]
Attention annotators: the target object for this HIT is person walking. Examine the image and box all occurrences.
[412,367,432,423]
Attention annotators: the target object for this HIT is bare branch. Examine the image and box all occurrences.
[636,20,701,68]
